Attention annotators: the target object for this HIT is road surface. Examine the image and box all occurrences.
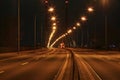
[0,48,120,80]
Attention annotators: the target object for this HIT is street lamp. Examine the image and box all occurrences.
[53,22,56,26]
[44,0,48,4]
[67,29,72,34]
[87,7,94,12]
[65,0,69,47]
[76,22,81,47]
[101,0,109,49]
[81,16,87,21]
[76,22,81,27]
[73,26,76,30]
[80,16,87,47]
[98,0,110,49]
[87,6,94,48]
[44,0,49,47]
[53,26,57,30]
[65,0,69,4]
[48,7,54,13]
[51,16,56,21]
[47,25,57,48]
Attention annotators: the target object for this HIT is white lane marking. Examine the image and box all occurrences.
[75,54,103,80]
[0,71,5,74]
[83,59,103,80]
[21,62,29,65]
[55,54,69,80]
[75,54,95,80]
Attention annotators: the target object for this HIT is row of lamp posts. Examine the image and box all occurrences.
[17,0,109,53]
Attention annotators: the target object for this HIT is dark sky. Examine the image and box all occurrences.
[0,0,120,48]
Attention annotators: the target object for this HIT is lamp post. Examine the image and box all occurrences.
[76,22,81,47]
[81,16,87,48]
[44,0,48,47]
[65,0,69,47]
[34,16,36,50]
[18,0,20,54]
[87,7,94,48]
[101,0,109,49]
[47,7,57,48]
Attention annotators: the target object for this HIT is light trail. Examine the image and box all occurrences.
[49,6,94,48]
[50,33,67,48]
[47,29,56,48]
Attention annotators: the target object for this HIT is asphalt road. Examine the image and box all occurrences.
[0,48,120,80]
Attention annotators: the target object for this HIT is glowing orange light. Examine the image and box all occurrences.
[51,16,56,21]
[44,0,48,4]
[88,7,94,12]
[76,22,81,26]
[81,16,87,21]
[73,27,76,30]
[65,1,68,3]
[67,29,72,34]
[48,7,54,12]
[53,23,56,26]
[53,26,56,30]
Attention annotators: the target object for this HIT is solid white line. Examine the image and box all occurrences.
[81,57,103,80]
[75,53,102,80]
[81,60,96,80]
[55,54,69,80]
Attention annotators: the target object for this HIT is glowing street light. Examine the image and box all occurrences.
[80,16,87,47]
[51,16,56,21]
[76,22,81,26]
[53,26,56,30]
[73,26,76,30]
[87,7,94,12]
[65,33,68,35]
[87,7,94,48]
[81,16,87,21]
[101,0,109,49]
[44,0,48,4]
[53,22,56,26]
[67,29,72,34]
[65,0,69,4]
[48,7,54,12]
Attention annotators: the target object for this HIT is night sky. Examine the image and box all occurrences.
[0,0,120,51]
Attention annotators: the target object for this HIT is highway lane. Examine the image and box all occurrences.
[0,49,71,80]
[0,48,120,80]
[73,50,120,80]
[82,55,120,80]
[0,48,54,69]
[0,48,52,61]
